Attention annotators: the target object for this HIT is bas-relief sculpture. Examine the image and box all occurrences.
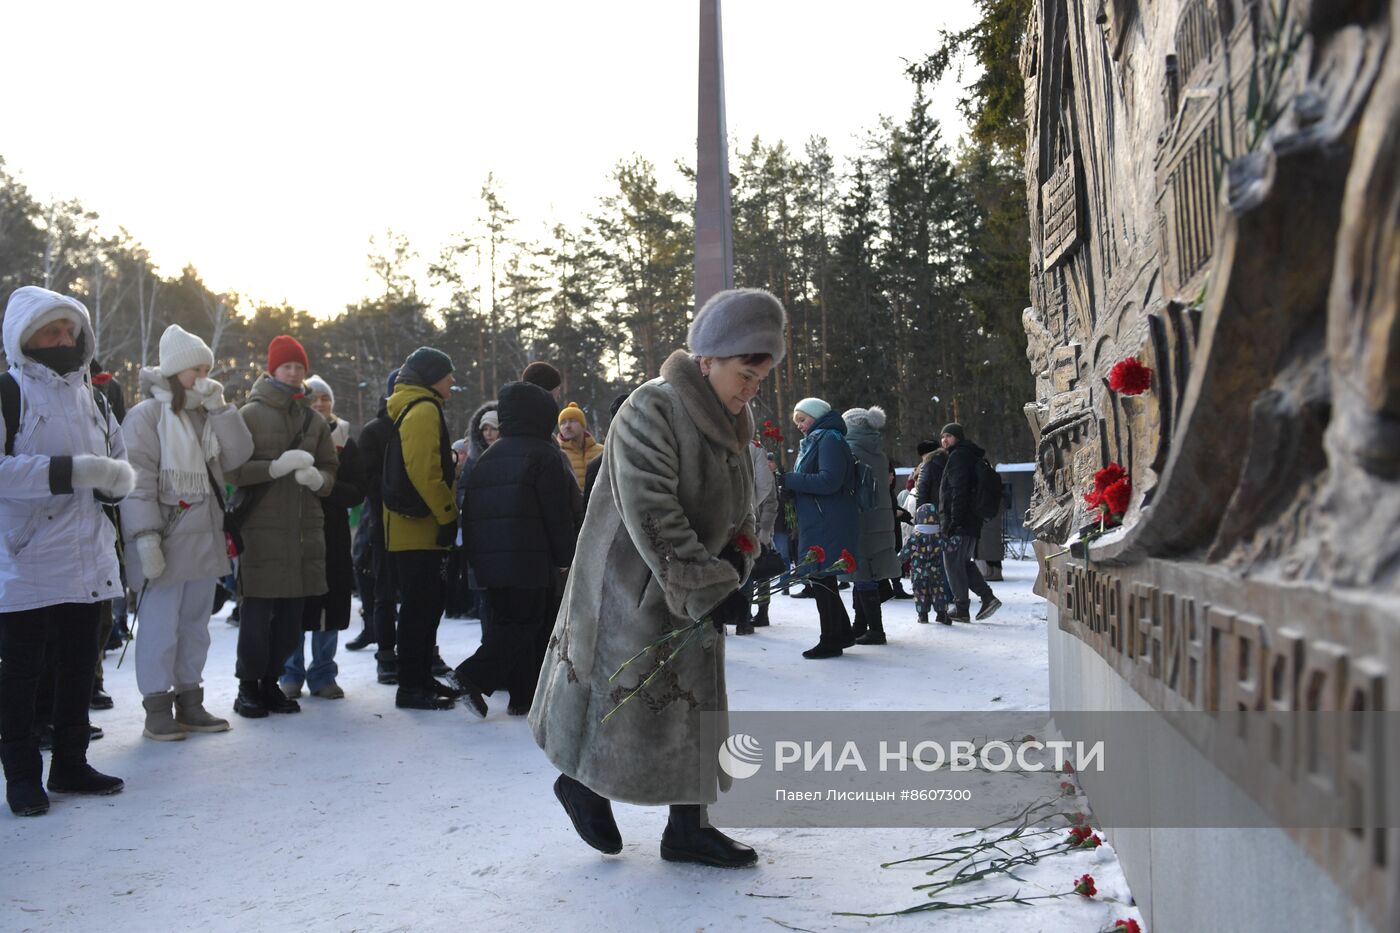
[1020,0,1400,923]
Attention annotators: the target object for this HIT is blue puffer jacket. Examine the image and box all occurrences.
[0,287,128,613]
[783,410,859,575]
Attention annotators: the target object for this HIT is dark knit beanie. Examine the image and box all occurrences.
[385,368,401,399]
[916,438,939,456]
[521,361,562,392]
[941,422,966,442]
[399,347,454,387]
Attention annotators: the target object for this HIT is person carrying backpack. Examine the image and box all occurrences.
[224,336,338,718]
[936,423,1000,623]
[1,286,133,816]
[381,347,460,711]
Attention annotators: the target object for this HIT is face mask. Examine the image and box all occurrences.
[27,344,85,375]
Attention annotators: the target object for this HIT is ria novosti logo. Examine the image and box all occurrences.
[718,733,764,779]
[718,733,1105,777]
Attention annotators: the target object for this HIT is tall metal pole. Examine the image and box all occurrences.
[695,0,734,310]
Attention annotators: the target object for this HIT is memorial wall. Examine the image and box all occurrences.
[1019,0,1400,927]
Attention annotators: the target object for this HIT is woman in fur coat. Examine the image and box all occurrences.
[531,288,786,869]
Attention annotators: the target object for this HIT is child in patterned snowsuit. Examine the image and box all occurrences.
[898,504,954,624]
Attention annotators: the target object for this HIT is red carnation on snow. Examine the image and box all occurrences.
[1068,825,1093,846]
[1073,873,1097,898]
[1108,357,1153,395]
[1111,921,1142,933]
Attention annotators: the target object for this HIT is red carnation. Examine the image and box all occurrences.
[734,532,757,555]
[91,372,113,385]
[806,545,826,565]
[1062,761,1075,774]
[1070,810,1088,826]
[1060,780,1077,796]
[763,420,774,428]
[1112,921,1142,933]
[1093,463,1127,492]
[1083,833,1103,848]
[1068,825,1092,845]
[1103,477,1132,516]
[178,500,192,510]
[838,548,857,572]
[1073,873,1097,898]
[1108,357,1153,395]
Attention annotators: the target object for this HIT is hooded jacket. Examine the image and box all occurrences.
[783,408,859,571]
[843,407,901,582]
[0,287,129,612]
[456,399,499,515]
[382,381,457,552]
[224,375,338,598]
[119,367,254,589]
[462,382,579,590]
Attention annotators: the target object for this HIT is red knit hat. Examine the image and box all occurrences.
[267,335,309,374]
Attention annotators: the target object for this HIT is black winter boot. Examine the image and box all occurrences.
[260,679,301,714]
[376,650,399,685]
[660,804,757,867]
[46,761,124,796]
[2,743,49,816]
[344,629,375,652]
[851,593,868,638]
[554,773,622,854]
[431,647,451,678]
[233,680,268,718]
[854,591,886,645]
[752,603,770,627]
[395,686,454,711]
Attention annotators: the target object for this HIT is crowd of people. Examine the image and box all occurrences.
[1,285,1006,865]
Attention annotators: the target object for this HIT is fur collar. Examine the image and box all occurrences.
[659,350,753,454]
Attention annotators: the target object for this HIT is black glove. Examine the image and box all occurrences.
[708,586,750,632]
[718,544,752,590]
[436,522,458,548]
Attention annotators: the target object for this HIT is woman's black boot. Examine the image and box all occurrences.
[660,804,757,867]
[554,773,622,854]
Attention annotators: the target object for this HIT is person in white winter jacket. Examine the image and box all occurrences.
[0,286,133,817]
[119,325,254,741]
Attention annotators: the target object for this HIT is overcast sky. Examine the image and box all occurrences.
[1,1,979,316]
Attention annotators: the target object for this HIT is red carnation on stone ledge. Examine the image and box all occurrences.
[1108,356,1152,395]
[1109,921,1142,933]
[1073,873,1097,898]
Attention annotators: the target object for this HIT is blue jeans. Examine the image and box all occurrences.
[282,630,339,691]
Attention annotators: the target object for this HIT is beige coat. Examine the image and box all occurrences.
[224,376,338,599]
[530,350,756,805]
[120,370,254,589]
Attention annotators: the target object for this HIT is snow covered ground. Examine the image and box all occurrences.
[3,559,1144,932]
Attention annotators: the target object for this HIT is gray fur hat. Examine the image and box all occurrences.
[687,288,787,363]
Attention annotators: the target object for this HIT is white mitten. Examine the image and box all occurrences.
[293,466,324,491]
[71,454,136,499]
[195,377,226,411]
[268,449,315,479]
[136,534,166,579]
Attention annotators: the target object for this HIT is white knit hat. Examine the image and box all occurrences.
[479,410,500,429]
[158,324,214,377]
[304,374,334,405]
[794,397,832,420]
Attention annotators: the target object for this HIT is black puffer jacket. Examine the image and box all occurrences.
[357,402,393,513]
[938,440,986,538]
[462,381,579,590]
[306,432,365,631]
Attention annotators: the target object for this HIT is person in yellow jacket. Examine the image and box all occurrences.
[557,402,603,490]
[382,347,461,711]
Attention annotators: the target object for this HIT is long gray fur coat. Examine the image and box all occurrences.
[530,350,756,805]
